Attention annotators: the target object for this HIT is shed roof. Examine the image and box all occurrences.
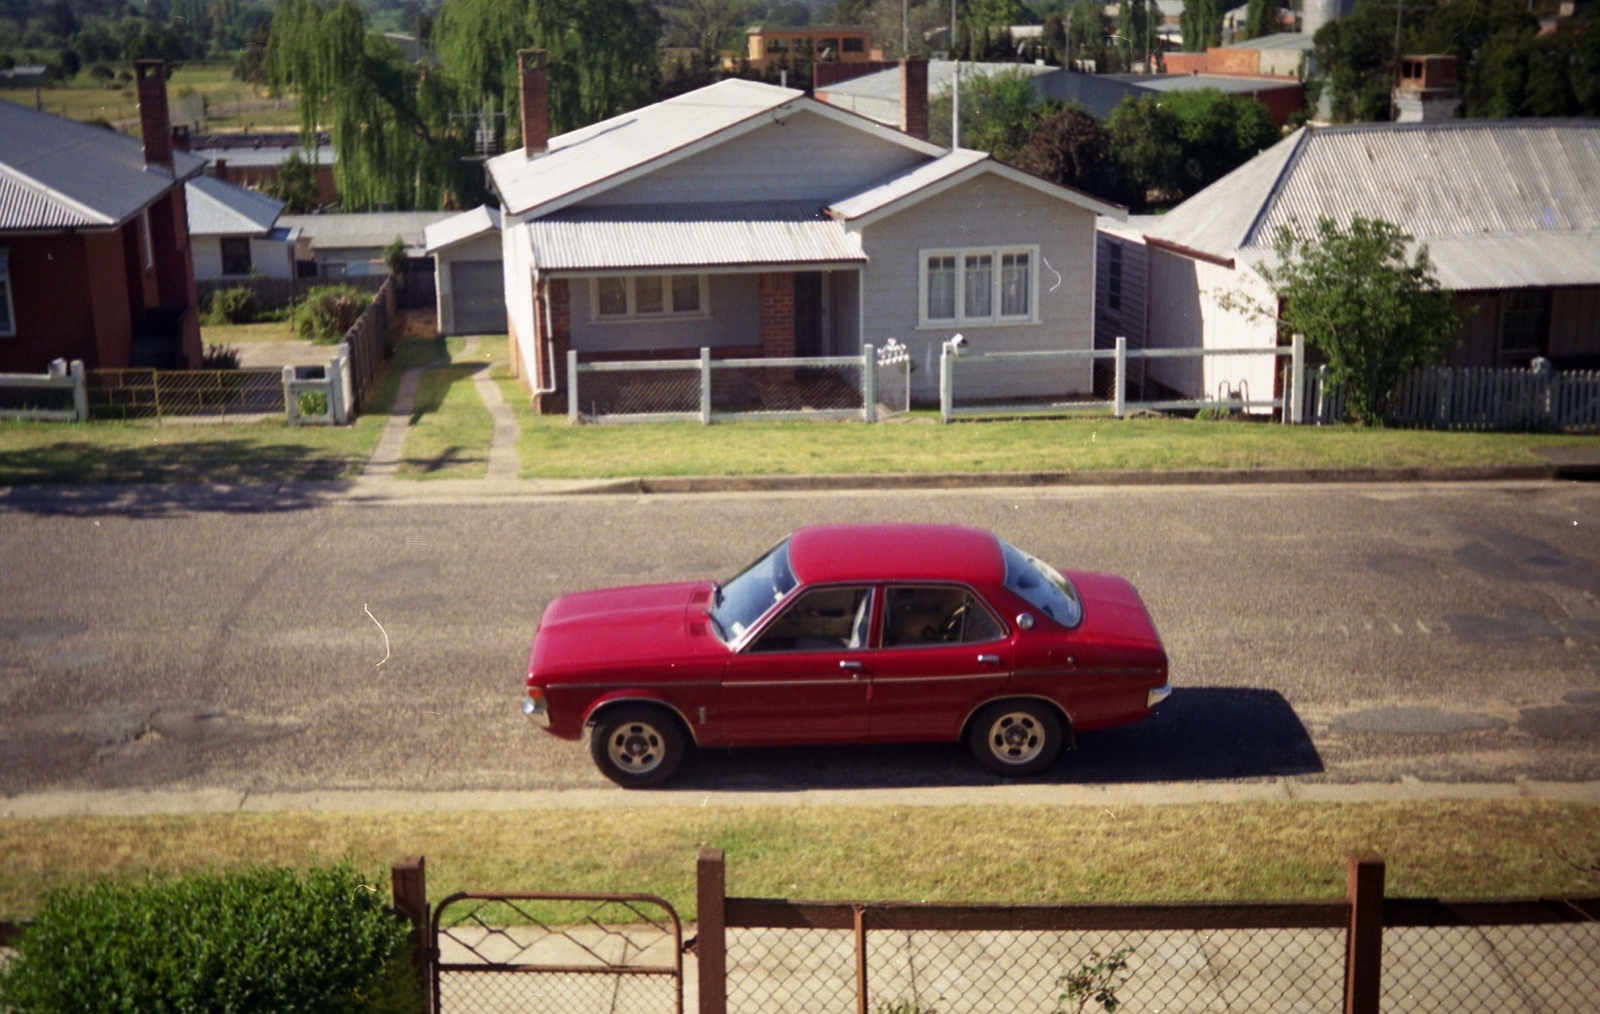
[527,203,864,272]
[424,205,502,254]
[0,100,206,232]
[185,174,284,237]
[193,146,338,169]
[1145,119,1600,289]
[279,211,456,252]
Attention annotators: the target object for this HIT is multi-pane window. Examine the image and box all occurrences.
[921,247,1037,326]
[0,248,14,337]
[592,275,708,320]
[1500,289,1546,359]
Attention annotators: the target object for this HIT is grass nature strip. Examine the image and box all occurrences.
[2,802,1597,919]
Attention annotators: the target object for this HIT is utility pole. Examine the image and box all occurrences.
[951,0,960,147]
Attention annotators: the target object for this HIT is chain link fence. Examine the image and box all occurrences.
[86,368,286,420]
[431,893,682,1014]
[1381,915,1600,1011]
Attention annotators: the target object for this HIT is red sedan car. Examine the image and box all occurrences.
[523,524,1170,787]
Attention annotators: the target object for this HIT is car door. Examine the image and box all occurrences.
[720,585,874,745]
[869,584,1012,741]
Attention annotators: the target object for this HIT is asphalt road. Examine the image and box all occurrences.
[2,480,1598,797]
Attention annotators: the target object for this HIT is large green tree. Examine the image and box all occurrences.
[929,67,1042,158]
[1256,217,1461,425]
[1116,0,1155,69]
[1242,0,1275,41]
[1015,104,1120,202]
[1106,89,1278,209]
[1179,0,1222,53]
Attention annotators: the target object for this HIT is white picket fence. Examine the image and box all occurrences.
[1307,365,1600,432]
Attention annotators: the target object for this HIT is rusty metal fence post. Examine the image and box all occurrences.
[392,856,431,1014]
[853,904,869,1014]
[698,848,727,1014]
[1344,851,1385,1014]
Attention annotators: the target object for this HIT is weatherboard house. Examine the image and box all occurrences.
[488,51,1124,409]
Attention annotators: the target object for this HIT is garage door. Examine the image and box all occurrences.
[450,260,505,335]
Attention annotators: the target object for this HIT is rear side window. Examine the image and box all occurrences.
[1000,542,1082,627]
[883,586,1004,647]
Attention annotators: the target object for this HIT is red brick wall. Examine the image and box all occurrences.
[1209,47,1261,76]
[1162,53,1208,75]
[759,272,795,358]
[0,232,140,373]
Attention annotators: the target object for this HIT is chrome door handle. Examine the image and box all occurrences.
[840,660,863,672]
[977,654,1002,666]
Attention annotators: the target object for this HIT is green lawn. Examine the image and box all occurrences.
[200,321,298,346]
[1,801,1596,919]
[495,398,1587,480]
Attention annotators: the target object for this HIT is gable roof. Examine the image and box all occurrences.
[425,205,502,255]
[487,78,944,219]
[185,174,285,237]
[1146,119,1600,289]
[827,149,1125,227]
[0,100,207,232]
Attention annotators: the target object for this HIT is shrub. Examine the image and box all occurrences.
[0,865,420,1014]
[201,343,242,370]
[298,389,330,418]
[202,285,258,325]
[294,285,375,344]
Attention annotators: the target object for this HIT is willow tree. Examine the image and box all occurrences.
[265,0,479,210]
[433,0,660,155]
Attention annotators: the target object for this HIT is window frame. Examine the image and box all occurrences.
[880,583,1008,651]
[917,245,1040,328]
[0,248,14,338]
[589,274,711,323]
[744,584,877,655]
[220,236,253,276]
[1499,288,1546,360]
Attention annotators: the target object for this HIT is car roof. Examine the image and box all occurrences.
[788,524,1005,586]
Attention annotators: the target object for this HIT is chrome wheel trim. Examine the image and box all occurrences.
[986,711,1045,765]
[607,721,666,774]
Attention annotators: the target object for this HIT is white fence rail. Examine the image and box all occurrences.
[941,337,1306,423]
[1307,365,1600,432]
[567,346,910,425]
[0,359,88,422]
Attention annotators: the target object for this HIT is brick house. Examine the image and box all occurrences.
[0,61,204,371]
[490,52,1124,410]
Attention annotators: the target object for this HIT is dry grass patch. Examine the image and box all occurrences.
[2,801,1597,919]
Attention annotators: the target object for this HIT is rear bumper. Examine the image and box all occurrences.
[1147,682,1172,709]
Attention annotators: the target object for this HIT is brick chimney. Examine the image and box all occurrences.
[212,157,229,183]
[900,57,929,142]
[135,59,173,171]
[519,49,549,156]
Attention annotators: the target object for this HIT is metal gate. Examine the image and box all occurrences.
[431,891,683,1014]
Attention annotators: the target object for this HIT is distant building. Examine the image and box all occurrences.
[180,131,339,208]
[736,26,879,71]
[186,176,299,281]
[1392,55,1461,123]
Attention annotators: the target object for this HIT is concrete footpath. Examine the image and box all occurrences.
[5,779,1598,819]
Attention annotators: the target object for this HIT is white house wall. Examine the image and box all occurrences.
[857,172,1098,402]
[1145,248,1278,408]
[503,218,538,373]
[583,109,927,207]
[191,235,296,281]
[566,274,761,354]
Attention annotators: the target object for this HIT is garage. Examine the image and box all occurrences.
[423,206,505,336]
[450,261,505,335]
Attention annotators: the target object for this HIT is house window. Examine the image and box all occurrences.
[842,37,865,53]
[1107,243,1123,313]
[591,275,709,320]
[0,248,14,337]
[221,237,252,276]
[1500,289,1546,359]
[920,246,1038,326]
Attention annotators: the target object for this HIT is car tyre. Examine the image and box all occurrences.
[589,704,687,788]
[968,700,1064,777]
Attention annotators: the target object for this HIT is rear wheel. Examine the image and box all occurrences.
[589,705,687,788]
[968,700,1064,776]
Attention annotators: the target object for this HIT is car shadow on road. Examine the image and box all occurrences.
[664,687,1323,792]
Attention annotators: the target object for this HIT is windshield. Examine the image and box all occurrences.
[707,539,798,644]
[1000,541,1083,628]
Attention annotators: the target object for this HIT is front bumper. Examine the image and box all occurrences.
[522,696,550,729]
[1147,682,1172,709]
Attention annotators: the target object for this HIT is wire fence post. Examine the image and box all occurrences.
[1344,851,1385,1014]
[1289,334,1305,425]
[567,349,580,424]
[854,903,870,1014]
[700,348,713,425]
[1114,336,1127,418]
[697,848,727,1014]
[939,342,953,424]
[861,344,876,423]
[282,366,299,424]
[68,360,87,421]
[390,856,431,1014]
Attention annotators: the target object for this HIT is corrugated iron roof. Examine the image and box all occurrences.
[1249,120,1600,248]
[827,149,988,220]
[527,202,865,271]
[424,205,501,254]
[820,61,1055,102]
[192,146,337,169]
[278,211,456,251]
[1143,129,1305,259]
[185,174,284,237]
[488,79,803,217]
[0,99,206,232]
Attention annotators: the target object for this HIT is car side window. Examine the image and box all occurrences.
[883,586,1004,648]
[748,586,873,653]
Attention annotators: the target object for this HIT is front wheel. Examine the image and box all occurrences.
[967,700,1064,777]
[589,705,687,788]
